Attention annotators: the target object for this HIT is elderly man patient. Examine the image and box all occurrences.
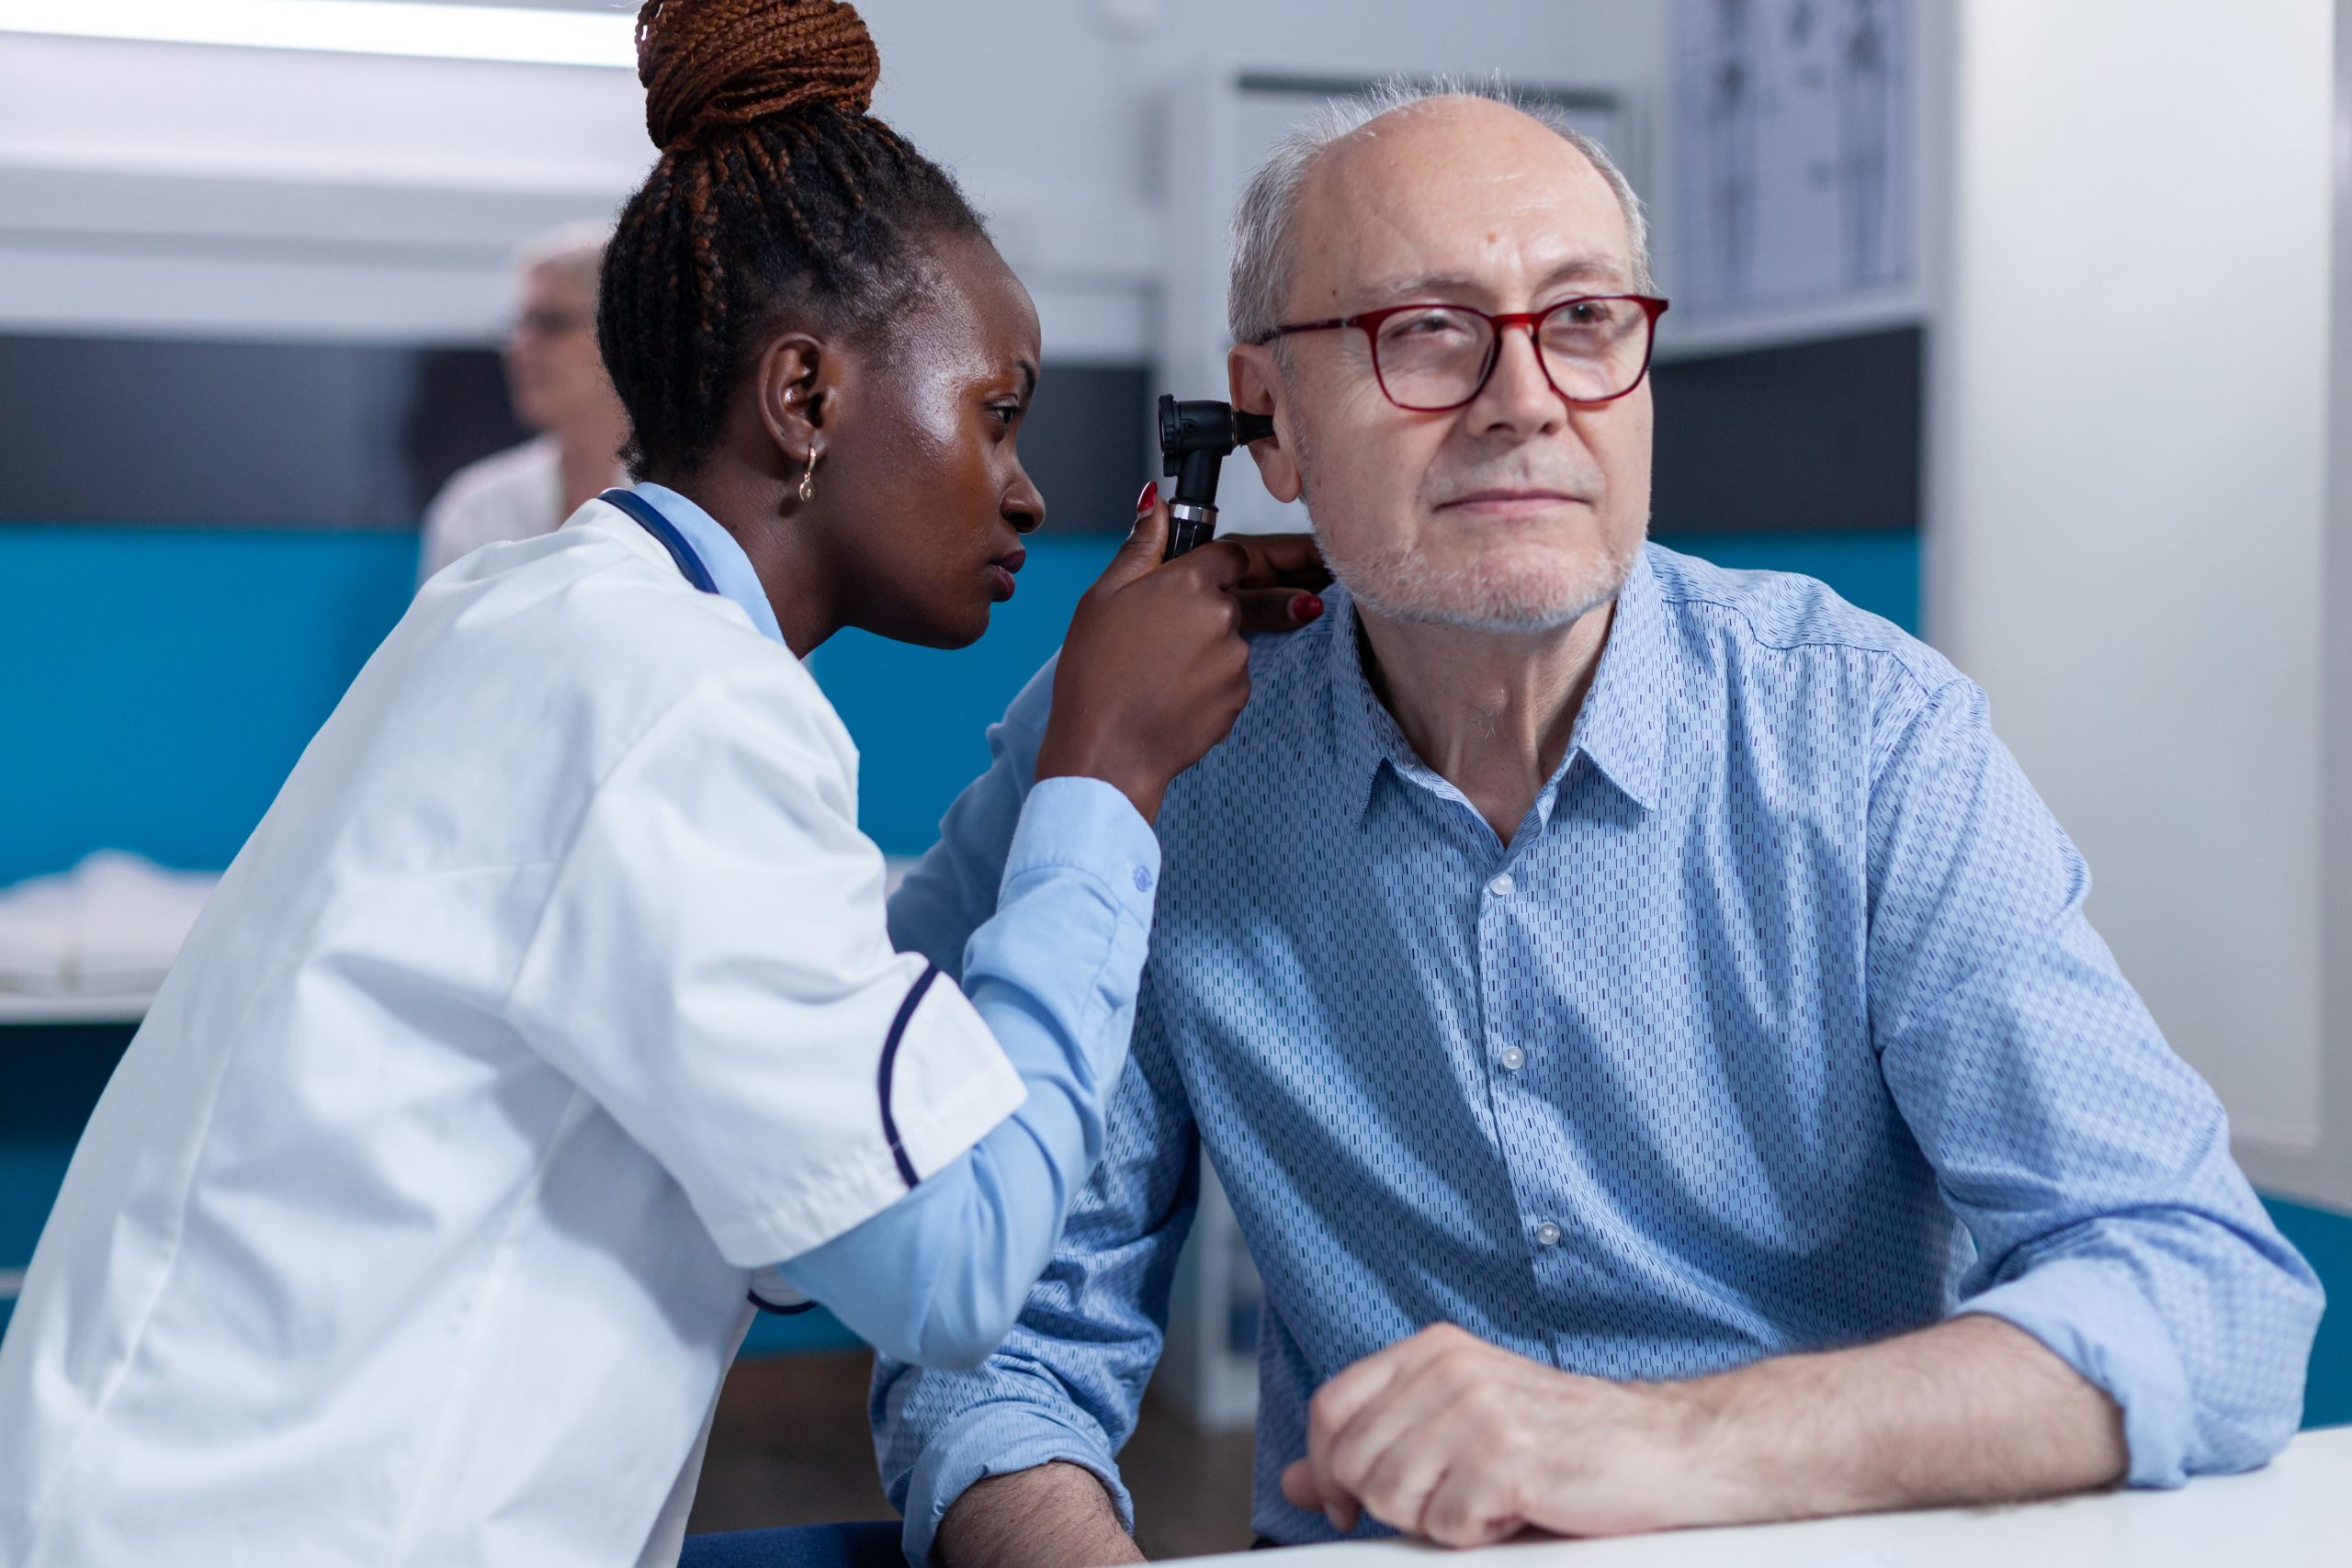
[876,86,2321,1562]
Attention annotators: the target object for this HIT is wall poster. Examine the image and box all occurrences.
[1674,0,1913,317]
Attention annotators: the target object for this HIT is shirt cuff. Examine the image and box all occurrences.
[1002,775,1160,928]
[899,1403,1133,1565]
[1956,1256,2197,1487]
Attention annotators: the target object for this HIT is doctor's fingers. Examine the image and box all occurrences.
[1175,532,1329,594]
[1080,485,1175,602]
[1234,587,1326,635]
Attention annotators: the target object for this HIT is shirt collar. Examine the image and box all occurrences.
[1323,546,1669,826]
[1567,546,1668,813]
[626,482,787,649]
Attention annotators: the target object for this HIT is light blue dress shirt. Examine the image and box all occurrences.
[614,484,1159,1369]
[875,545,2323,1556]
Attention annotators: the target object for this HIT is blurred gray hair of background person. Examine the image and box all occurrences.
[416,220,630,584]
[1226,76,1655,353]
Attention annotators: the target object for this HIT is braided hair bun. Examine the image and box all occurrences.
[637,0,879,152]
[601,0,986,479]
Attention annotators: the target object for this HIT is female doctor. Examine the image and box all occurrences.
[0,2,1324,1562]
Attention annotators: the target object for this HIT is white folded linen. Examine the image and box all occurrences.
[0,852,220,998]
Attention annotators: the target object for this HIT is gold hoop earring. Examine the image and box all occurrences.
[797,448,819,504]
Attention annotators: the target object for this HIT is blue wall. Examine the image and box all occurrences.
[10,519,2344,1419]
[2265,1198,2352,1427]
[0,527,420,885]
[0,525,1921,876]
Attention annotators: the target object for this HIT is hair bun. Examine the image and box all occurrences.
[637,0,880,152]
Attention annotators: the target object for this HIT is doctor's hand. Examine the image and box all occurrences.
[1036,483,1327,824]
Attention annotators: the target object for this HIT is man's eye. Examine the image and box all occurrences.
[989,404,1022,427]
[1396,313,1465,337]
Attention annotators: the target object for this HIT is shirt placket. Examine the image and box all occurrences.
[1476,780,1583,1284]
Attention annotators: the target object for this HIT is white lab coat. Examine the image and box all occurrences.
[0,500,1028,1566]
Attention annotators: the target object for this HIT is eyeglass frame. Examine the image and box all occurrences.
[1249,294,1671,412]
[511,305,596,341]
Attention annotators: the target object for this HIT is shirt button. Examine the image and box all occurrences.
[1132,864,1154,893]
[1533,1220,1563,1247]
[1498,1045,1526,1072]
[1487,873,1515,897]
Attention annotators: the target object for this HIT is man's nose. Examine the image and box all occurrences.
[1467,325,1568,435]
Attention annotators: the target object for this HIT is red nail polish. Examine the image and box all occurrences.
[1292,593,1324,622]
[1136,481,1159,513]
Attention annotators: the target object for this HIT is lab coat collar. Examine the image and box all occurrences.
[625,483,788,649]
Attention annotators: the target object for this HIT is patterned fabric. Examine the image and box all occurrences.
[875,546,2322,1557]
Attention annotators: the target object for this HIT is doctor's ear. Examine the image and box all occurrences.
[1228,344,1301,504]
[752,333,833,473]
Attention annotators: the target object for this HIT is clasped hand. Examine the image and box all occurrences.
[1281,1323,1726,1549]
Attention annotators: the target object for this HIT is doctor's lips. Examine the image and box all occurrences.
[986,547,1026,602]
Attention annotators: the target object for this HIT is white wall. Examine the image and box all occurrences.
[2285,0,2352,1211]
[0,0,1667,353]
[1928,1,2343,1199]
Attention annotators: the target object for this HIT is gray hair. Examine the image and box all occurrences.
[513,219,614,299]
[1227,78,1653,347]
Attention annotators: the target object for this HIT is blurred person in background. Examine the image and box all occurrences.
[417,220,631,582]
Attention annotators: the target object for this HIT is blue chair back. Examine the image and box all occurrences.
[680,1520,902,1568]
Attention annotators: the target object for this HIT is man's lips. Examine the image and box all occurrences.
[1436,489,1590,515]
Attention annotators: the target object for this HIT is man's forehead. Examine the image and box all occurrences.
[521,265,594,302]
[1294,99,1634,307]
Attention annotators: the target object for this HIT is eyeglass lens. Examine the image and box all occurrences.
[1372,299,1654,411]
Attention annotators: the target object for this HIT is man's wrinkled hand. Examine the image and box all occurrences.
[1280,1323,1723,1549]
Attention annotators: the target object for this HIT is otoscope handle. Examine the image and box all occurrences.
[1165,502,1217,560]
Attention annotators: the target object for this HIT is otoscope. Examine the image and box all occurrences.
[1157,394,1275,559]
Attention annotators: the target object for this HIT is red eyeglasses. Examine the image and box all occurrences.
[1252,295,1670,412]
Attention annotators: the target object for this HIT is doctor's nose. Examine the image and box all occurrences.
[1004,474,1045,535]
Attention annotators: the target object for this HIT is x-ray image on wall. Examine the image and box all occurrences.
[1674,0,1911,315]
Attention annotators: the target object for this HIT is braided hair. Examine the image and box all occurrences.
[599,0,985,479]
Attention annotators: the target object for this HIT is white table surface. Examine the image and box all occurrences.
[0,991,149,1025]
[1165,1425,2352,1567]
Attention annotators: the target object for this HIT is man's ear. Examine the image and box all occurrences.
[1228,344,1302,504]
[752,332,831,476]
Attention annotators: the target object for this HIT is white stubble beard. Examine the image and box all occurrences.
[1296,419,1645,634]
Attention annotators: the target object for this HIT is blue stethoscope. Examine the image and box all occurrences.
[597,487,717,593]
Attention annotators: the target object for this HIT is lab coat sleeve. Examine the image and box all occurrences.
[775,771,1160,1369]
[505,664,1074,1268]
[872,1005,1204,1565]
[1864,674,2323,1485]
